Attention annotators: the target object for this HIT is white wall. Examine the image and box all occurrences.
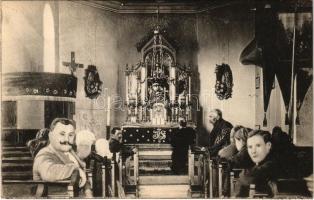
[197,6,256,132]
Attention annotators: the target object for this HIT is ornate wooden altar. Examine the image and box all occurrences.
[124,28,192,126]
[116,27,203,198]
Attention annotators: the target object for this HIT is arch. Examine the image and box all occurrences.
[43,3,55,73]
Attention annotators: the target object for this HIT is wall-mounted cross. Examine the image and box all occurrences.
[62,52,84,75]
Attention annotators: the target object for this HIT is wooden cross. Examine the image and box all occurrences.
[62,52,84,75]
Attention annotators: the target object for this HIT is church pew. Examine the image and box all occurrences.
[86,154,113,198]
[217,161,229,198]
[208,159,214,198]
[2,169,80,198]
[207,158,223,198]
[188,147,208,197]
[117,180,126,198]
[229,168,243,198]
[255,179,311,198]
[234,175,312,198]
[111,157,116,196]
[133,146,139,198]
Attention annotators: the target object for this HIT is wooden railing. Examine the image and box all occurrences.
[188,146,208,198]
[133,146,139,198]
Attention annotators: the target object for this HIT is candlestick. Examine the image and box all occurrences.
[126,75,129,105]
[107,96,111,126]
[141,65,146,104]
[189,76,191,102]
[135,94,138,117]
[106,125,111,140]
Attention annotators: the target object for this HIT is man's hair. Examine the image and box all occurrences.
[233,125,244,134]
[50,118,76,131]
[234,127,253,146]
[111,127,121,135]
[248,129,272,143]
[178,117,187,127]
[272,126,282,134]
[212,109,222,119]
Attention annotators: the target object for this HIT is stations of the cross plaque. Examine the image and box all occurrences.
[62,51,84,75]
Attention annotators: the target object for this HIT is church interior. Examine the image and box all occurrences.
[1,0,313,198]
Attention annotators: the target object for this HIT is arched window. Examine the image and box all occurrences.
[43,3,55,73]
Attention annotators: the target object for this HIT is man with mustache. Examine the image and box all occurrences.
[33,118,87,189]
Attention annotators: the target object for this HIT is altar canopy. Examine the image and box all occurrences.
[125,27,193,126]
[240,3,313,126]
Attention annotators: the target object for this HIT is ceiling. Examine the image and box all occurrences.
[78,0,246,13]
[78,0,312,13]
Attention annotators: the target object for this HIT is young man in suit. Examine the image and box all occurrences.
[236,130,277,197]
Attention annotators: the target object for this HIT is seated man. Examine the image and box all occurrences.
[109,127,123,154]
[236,130,278,197]
[33,118,89,195]
[271,126,298,178]
[170,117,195,174]
[207,109,233,158]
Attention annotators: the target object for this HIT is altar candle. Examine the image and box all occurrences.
[126,75,129,105]
[186,94,188,106]
[107,96,111,126]
[135,94,138,116]
[164,88,166,102]
[189,76,191,102]
[141,65,146,104]
[170,66,176,102]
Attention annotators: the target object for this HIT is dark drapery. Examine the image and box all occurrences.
[240,4,312,126]
[240,6,278,126]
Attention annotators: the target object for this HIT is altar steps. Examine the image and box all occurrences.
[139,175,188,185]
[124,175,203,198]
[139,184,190,198]
[125,144,203,198]
[137,144,173,175]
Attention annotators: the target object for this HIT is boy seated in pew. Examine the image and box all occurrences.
[228,127,254,169]
[236,130,278,197]
[218,125,243,159]
[218,126,254,197]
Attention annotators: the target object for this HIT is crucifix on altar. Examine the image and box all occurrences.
[62,51,84,75]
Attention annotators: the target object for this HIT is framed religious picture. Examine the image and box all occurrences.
[84,65,103,99]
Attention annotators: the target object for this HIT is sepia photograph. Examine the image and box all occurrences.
[1,0,313,198]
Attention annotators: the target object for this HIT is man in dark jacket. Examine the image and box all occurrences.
[204,109,232,197]
[208,109,233,158]
[170,117,195,174]
[236,130,278,197]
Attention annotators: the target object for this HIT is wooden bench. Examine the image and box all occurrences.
[2,169,80,198]
[249,179,312,198]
